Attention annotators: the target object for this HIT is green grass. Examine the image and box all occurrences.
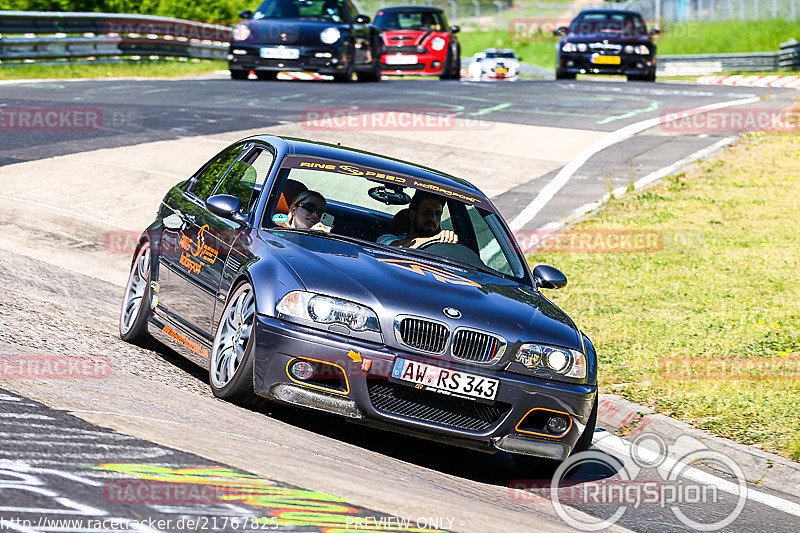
[458,19,800,71]
[526,131,800,460]
[0,60,226,80]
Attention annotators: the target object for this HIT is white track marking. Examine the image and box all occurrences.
[594,432,800,518]
[509,96,761,230]
[543,136,737,230]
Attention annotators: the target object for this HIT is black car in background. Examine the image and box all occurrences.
[229,0,382,81]
[554,9,658,81]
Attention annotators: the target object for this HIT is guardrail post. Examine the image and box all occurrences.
[448,0,457,23]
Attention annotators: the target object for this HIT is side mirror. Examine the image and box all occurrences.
[650,28,660,35]
[552,26,567,36]
[240,10,253,19]
[355,14,370,24]
[532,265,567,290]
[450,25,460,34]
[207,194,247,225]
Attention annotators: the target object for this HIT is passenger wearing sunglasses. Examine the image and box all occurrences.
[286,190,332,232]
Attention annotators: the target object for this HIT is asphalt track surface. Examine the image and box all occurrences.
[1,76,799,532]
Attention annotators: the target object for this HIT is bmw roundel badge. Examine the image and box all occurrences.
[443,307,461,319]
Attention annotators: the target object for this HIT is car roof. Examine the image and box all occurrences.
[484,48,515,54]
[377,6,444,13]
[248,135,485,198]
[576,9,644,17]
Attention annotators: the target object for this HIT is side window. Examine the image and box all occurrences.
[188,144,246,201]
[346,0,359,21]
[212,147,275,214]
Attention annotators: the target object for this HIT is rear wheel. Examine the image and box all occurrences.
[256,71,278,80]
[119,242,152,343]
[556,69,576,80]
[513,395,598,478]
[209,281,263,407]
[230,70,249,80]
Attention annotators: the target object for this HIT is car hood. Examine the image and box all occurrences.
[242,19,345,45]
[261,230,581,351]
[381,29,439,47]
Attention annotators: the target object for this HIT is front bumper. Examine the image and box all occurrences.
[253,315,596,459]
[380,51,446,75]
[558,52,655,75]
[228,43,349,75]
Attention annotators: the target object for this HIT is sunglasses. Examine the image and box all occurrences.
[297,201,325,215]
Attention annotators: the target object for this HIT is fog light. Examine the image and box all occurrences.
[290,360,315,380]
[431,61,441,68]
[315,52,332,58]
[566,60,574,67]
[547,416,570,435]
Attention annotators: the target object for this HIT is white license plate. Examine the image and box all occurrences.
[260,47,300,59]
[391,358,499,401]
[384,54,418,65]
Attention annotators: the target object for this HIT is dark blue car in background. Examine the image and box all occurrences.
[119,135,598,474]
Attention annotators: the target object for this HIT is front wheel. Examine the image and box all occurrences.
[119,242,152,343]
[555,69,576,80]
[333,62,353,82]
[357,61,382,82]
[230,69,249,80]
[209,281,263,407]
[439,46,461,79]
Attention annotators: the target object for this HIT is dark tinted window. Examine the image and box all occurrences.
[255,0,345,22]
[374,10,445,31]
[188,144,246,201]
[569,13,647,36]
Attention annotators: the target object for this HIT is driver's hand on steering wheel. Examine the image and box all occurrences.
[436,230,458,244]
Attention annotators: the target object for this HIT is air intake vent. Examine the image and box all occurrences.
[395,316,449,354]
[452,329,505,364]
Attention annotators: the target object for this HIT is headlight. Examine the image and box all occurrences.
[624,45,634,54]
[561,43,578,53]
[577,43,588,52]
[635,45,650,55]
[233,24,251,41]
[430,37,446,51]
[513,343,587,379]
[277,291,380,332]
[320,27,341,45]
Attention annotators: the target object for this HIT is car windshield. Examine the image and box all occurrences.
[266,155,527,280]
[374,10,445,31]
[254,0,346,21]
[569,13,648,36]
[485,51,516,59]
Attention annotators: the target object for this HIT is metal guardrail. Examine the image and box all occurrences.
[0,11,231,63]
[657,51,782,75]
[779,39,800,70]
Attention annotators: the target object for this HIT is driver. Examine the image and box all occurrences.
[378,191,458,248]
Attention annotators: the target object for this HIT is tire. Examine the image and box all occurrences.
[556,69,576,80]
[439,45,461,80]
[333,62,353,83]
[357,61,381,82]
[209,281,263,408]
[230,70,249,80]
[256,71,278,81]
[119,242,152,343]
[513,395,598,479]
